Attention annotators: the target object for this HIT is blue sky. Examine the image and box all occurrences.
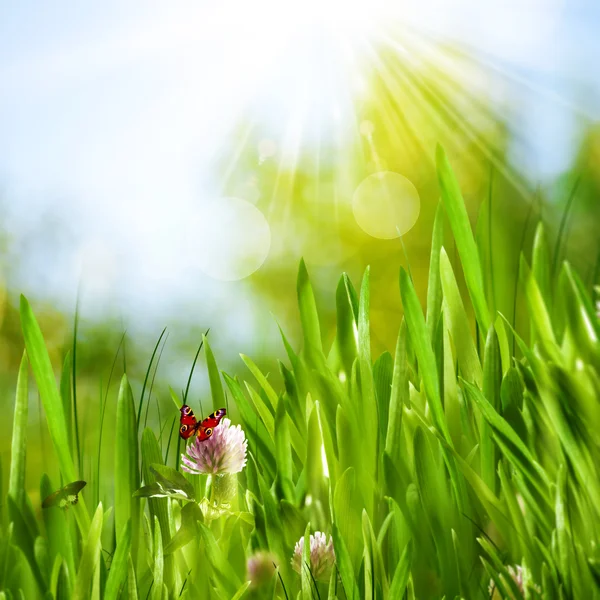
[0,0,598,348]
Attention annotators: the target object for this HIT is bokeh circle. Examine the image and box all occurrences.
[352,172,420,239]
[192,197,271,281]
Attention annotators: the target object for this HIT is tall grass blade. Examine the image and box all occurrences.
[435,144,490,332]
[399,269,449,441]
[104,520,131,600]
[203,334,226,409]
[72,296,81,475]
[480,326,502,493]
[73,503,103,600]
[389,540,413,598]
[551,176,580,276]
[115,375,140,564]
[9,352,29,508]
[137,327,167,431]
[20,295,90,532]
[439,247,482,385]
[385,321,408,464]
[151,517,164,600]
[60,351,73,457]
[297,259,323,358]
[426,202,444,339]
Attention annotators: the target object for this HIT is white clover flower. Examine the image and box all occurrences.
[291,531,336,583]
[181,418,247,475]
[247,551,279,588]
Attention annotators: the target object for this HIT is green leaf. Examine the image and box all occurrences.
[297,259,323,358]
[357,269,378,486]
[531,222,552,323]
[306,404,324,502]
[426,202,445,339]
[240,354,279,410]
[7,496,45,592]
[373,351,393,452]
[198,522,242,597]
[151,517,164,600]
[223,373,277,479]
[389,540,413,599]
[257,472,285,564]
[362,510,389,598]
[315,400,338,490]
[20,295,89,533]
[439,247,482,386]
[141,428,173,590]
[480,326,502,493]
[435,145,490,332]
[461,380,551,502]
[385,321,409,465]
[332,522,360,600]
[104,520,131,600]
[34,536,50,590]
[127,556,138,600]
[301,523,312,600]
[274,397,294,501]
[203,335,226,409]
[399,268,449,442]
[164,502,202,555]
[333,467,362,573]
[231,581,251,600]
[9,352,29,508]
[334,273,359,379]
[115,375,140,564]
[149,464,195,500]
[73,503,103,600]
[244,381,275,441]
[59,351,73,464]
[519,256,558,360]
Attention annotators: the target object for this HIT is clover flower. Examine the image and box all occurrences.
[488,564,541,598]
[291,531,336,583]
[181,418,247,475]
[247,551,279,588]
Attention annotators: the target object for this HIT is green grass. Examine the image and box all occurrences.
[2,145,600,599]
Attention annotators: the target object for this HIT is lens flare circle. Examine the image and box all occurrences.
[352,172,420,239]
[192,197,271,281]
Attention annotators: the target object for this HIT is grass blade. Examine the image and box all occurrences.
[297,259,323,358]
[115,375,140,565]
[399,269,449,441]
[439,246,482,385]
[60,351,73,458]
[73,503,103,600]
[389,540,413,599]
[137,327,167,431]
[426,202,444,339]
[385,320,408,464]
[104,520,131,600]
[203,334,226,410]
[436,144,490,332]
[151,516,164,600]
[9,352,29,508]
[20,295,90,533]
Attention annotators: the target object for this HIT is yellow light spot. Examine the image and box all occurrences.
[352,172,420,239]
